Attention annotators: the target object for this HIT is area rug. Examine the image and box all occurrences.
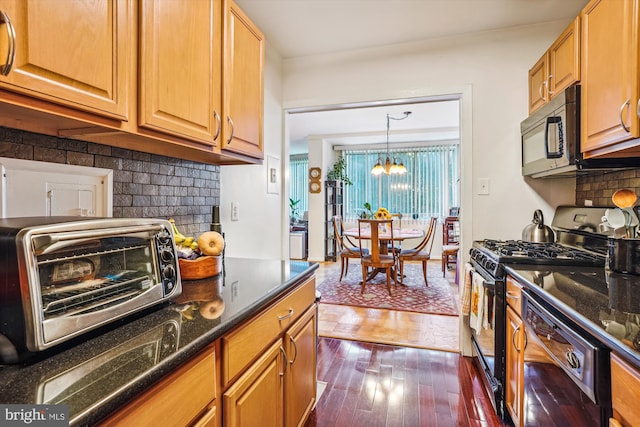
[316,263,459,316]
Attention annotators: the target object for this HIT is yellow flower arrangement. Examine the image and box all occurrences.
[374,207,392,219]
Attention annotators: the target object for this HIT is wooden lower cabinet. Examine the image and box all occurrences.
[223,305,318,427]
[101,276,317,427]
[610,353,640,426]
[285,306,317,427]
[505,305,524,427]
[100,344,217,426]
[223,339,285,427]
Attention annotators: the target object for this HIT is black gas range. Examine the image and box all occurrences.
[466,206,612,424]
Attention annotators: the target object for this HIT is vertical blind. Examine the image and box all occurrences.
[289,154,309,217]
[343,144,459,221]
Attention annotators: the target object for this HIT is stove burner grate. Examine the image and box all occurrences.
[479,239,604,264]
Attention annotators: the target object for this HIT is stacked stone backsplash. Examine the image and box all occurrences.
[0,127,219,236]
[576,168,640,207]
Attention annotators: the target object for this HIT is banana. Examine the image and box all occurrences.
[182,236,195,247]
[168,218,187,244]
[189,241,199,251]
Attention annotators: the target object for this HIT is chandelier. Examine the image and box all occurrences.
[371,111,412,176]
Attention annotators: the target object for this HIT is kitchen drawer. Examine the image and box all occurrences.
[506,276,523,315]
[221,276,315,386]
[611,353,640,426]
[101,344,216,426]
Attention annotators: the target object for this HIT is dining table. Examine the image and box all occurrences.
[343,226,424,283]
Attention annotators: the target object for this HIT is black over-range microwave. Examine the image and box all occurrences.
[521,84,636,178]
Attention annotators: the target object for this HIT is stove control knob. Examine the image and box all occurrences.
[565,350,581,370]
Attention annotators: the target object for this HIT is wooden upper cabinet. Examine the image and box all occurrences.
[221,0,264,159]
[528,17,580,114]
[549,17,580,97]
[139,0,222,145]
[580,0,640,157]
[528,53,548,114]
[0,0,131,120]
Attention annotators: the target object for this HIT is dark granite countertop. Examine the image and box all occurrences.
[0,258,318,426]
[505,264,640,370]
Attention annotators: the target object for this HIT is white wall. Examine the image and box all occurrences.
[220,44,285,259]
[221,21,579,262]
[282,21,577,261]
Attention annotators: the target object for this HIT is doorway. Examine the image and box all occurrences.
[285,95,465,264]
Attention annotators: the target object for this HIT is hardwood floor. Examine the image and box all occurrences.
[315,260,459,352]
[308,260,507,426]
[305,338,506,426]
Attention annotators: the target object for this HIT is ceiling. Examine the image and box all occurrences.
[235,0,590,155]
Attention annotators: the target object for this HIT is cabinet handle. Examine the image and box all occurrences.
[506,291,520,300]
[213,111,221,141]
[226,116,235,144]
[620,99,631,133]
[636,99,640,119]
[547,75,553,97]
[289,336,298,364]
[0,10,16,76]
[512,325,521,352]
[278,308,294,321]
[538,81,548,102]
[279,346,287,376]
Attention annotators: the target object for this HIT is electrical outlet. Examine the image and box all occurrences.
[231,202,239,221]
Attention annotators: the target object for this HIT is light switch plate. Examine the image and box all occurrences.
[231,201,239,221]
[478,178,490,195]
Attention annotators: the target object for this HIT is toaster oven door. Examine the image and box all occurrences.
[23,222,180,350]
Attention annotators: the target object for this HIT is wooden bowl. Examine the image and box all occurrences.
[178,256,222,280]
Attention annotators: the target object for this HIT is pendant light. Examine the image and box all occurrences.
[371,111,411,176]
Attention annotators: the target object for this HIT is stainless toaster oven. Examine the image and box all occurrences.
[0,217,181,363]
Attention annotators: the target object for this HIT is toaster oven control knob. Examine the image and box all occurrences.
[163,265,176,281]
[160,249,174,263]
[566,350,581,370]
[157,230,172,245]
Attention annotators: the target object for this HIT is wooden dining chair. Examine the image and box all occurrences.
[358,218,397,296]
[388,213,403,255]
[397,216,438,286]
[333,216,368,281]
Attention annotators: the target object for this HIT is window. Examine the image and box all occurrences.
[342,144,459,221]
[289,154,309,216]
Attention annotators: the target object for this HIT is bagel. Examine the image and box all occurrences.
[199,298,225,320]
[197,231,225,256]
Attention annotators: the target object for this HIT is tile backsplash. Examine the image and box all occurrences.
[576,168,640,207]
[0,127,220,235]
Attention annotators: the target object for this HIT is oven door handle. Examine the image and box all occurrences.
[472,269,496,289]
[32,224,165,255]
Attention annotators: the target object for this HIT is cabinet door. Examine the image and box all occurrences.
[528,53,548,114]
[0,0,130,120]
[221,0,264,159]
[548,17,580,98]
[139,0,222,144]
[223,339,284,427]
[611,353,640,427]
[581,0,640,156]
[505,305,524,427]
[285,305,317,427]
